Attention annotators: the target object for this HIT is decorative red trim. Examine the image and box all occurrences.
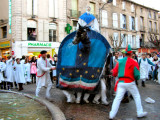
[59,81,96,90]
[36,59,47,78]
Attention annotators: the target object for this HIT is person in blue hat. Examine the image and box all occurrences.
[77,6,99,32]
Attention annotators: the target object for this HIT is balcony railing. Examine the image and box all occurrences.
[140,26,145,32]
[70,10,81,18]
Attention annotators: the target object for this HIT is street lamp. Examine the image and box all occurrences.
[99,0,113,33]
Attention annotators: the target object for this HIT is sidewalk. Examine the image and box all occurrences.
[11,81,160,120]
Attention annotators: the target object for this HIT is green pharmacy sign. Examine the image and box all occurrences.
[28,42,52,47]
[8,0,12,34]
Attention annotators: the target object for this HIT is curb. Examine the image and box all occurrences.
[0,90,66,120]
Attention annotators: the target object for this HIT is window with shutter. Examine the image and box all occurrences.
[149,11,151,18]
[136,35,140,48]
[132,35,135,48]
[90,2,95,15]
[102,10,108,27]
[121,34,127,48]
[113,0,116,6]
[49,0,59,18]
[135,17,138,31]
[27,0,32,15]
[27,20,37,41]
[122,14,126,29]
[113,13,118,28]
[154,22,157,33]
[129,16,132,30]
[113,33,119,47]
[122,1,125,10]
[131,16,135,30]
[49,23,57,42]
[131,4,135,12]
[33,0,38,16]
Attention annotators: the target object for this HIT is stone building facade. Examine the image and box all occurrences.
[0,0,67,58]
[100,0,159,53]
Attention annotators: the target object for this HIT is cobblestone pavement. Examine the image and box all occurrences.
[11,80,160,120]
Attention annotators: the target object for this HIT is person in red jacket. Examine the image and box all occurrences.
[109,45,147,120]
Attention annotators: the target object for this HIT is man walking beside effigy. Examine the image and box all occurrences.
[35,50,56,100]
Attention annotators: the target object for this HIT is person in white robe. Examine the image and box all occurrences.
[12,57,18,89]
[20,55,25,64]
[35,50,56,100]
[23,57,31,83]
[5,56,14,90]
[14,58,26,91]
[157,60,160,84]
[147,54,153,80]
[139,53,155,87]
[0,56,6,87]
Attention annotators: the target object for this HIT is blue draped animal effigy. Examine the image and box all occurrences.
[57,30,111,93]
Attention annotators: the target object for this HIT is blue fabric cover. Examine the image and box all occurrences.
[57,30,111,92]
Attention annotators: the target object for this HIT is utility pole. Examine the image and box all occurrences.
[99,0,113,33]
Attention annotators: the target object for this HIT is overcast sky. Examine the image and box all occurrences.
[131,0,160,11]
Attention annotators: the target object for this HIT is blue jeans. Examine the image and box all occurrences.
[152,70,158,80]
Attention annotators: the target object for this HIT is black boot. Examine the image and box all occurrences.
[142,81,145,87]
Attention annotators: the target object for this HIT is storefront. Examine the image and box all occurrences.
[0,41,11,59]
[14,41,60,58]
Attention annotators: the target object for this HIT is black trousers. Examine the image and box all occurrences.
[31,74,36,83]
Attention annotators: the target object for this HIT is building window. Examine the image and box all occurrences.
[131,4,135,12]
[140,34,144,47]
[154,12,156,20]
[49,30,56,42]
[140,16,144,31]
[149,11,151,18]
[49,0,58,18]
[28,28,36,41]
[121,14,126,29]
[131,17,135,30]
[121,34,127,48]
[154,22,157,33]
[102,10,108,27]
[70,0,78,18]
[113,13,118,28]
[140,8,143,13]
[113,0,116,6]
[122,1,125,10]
[27,20,37,41]
[149,21,152,32]
[27,0,37,16]
[2,26,7,38]
[73,21,78,31]
[90,2,95,15]
[113,33,118,46]
[132,35,136,48]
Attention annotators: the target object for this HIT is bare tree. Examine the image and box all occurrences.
[147,33,160,51]
[109,34,124,52]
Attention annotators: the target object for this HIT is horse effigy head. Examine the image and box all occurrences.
[72,23,90,45]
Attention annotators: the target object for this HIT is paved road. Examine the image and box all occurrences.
[11,80,160,120]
